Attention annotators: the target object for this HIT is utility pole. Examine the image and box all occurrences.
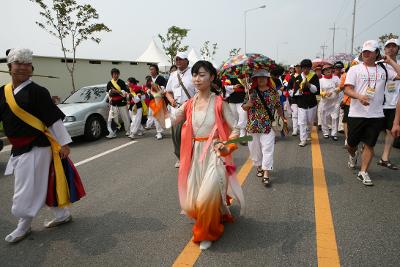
[320,44,328,59]
[329,23,337,58]
[351,0,357,55]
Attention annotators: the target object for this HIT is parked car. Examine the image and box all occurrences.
[58,84,109,140]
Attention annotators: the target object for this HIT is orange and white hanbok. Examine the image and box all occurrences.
[176,93,244,242]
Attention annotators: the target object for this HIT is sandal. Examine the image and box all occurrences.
[262,177,270,186]
[377,159,399,170]
[256,168,264,177]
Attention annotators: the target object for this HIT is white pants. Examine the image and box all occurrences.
[317,103,322,126]
[5,147,69,221]
[298,106,317,142]
[229,103,247,137]
[290,104,299,133]
[130,108,144,135]
[321,108,339,136]
[107,105,130,134]
[338,108,344,132]
[248,131,275,171]
[147,107,164,134]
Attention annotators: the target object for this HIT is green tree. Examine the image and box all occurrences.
[200,41,218,61]
[30,0,111,93]
[378,33,399,48]
[158,26,190,65]
[229,48,241,57]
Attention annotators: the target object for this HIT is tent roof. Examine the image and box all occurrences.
[136,39,171,67]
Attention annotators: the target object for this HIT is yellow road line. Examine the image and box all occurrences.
[172,158,253,267]
[311,128,340,267]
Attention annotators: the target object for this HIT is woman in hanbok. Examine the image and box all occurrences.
[175,60,244,250]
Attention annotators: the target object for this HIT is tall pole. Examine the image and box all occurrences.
[351,0,357,55]
[244,5,266,54]
[329,23,337,58]
[321,44,328,59]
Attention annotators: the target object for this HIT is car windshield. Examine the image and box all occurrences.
[63,86,106,104]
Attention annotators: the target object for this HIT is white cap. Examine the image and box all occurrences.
[175,51,188,60]
[7,48,33,64]
[362,40,379,52]
[384,38,399,47]
[289,64,295,68]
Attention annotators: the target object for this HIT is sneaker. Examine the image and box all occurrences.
[5,227,32,243]
[331,136,338,141]
[106,132,117,139]
[125,132,130,136]
[323,134,329,139]
[174,160,180,168]
[348,152,358,169]
[128,134,135,139]
[357,171,373,186]
[200,240,212,250]
[306,136,312,141]
[137,131,144,136]
[298,141,307,147]
[292,131,298,136]
[155,133,163,140]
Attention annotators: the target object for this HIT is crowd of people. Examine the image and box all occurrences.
[1,39,400,250]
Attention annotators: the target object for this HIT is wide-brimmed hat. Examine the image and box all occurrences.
[252,69,271,78]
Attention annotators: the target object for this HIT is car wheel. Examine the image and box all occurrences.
[84,116,104,141]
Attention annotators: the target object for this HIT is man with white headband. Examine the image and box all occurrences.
[0,48,73,243]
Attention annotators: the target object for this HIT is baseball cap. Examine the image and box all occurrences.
[252,69,271,78]
[384,38,399,47]
[176,51,188,60]
[362,40,379,52]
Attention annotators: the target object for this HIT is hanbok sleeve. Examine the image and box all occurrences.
[48,119,72,146]
[222,101,240,135]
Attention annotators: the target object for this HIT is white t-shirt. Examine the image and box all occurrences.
[383,61,400,109]
[166,67,196,105]
[345,64,396,118]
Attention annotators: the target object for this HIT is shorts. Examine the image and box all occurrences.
[383,109,395,130]
[347,117,385,147]
[342,105,350,123]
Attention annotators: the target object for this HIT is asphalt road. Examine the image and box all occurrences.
[0,128,399,266]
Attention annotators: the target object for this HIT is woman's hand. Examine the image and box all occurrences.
[213,141,227,157]
[59,145,70,159]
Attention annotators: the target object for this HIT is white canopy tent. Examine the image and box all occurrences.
[136,39,171,72]
[188,48,200,66]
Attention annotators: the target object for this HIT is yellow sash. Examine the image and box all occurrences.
[300,71,316,89]
[130,91,148,116]
[4,83,70,207]
[111,79,121,91]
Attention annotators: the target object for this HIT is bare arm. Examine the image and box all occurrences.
[391,99,400,137]
[344,84,370,106]
[384,56,400,80]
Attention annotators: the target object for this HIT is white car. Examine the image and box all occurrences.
[58,84,109,140]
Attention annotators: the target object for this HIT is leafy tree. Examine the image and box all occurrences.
[378,33,399,48]
[200,41,218,61]
[30,0,111,92]
[229,48,241,57]
[158,26,190,65]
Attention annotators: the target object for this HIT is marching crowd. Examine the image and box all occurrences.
[1,38,400,250]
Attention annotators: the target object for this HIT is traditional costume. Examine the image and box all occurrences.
[106,78,130,138]
[223,78,247,138]
[319,70,341,139]
[288,60,320,146]
[1,49,85,243]
[176,93,244,248]
[127,81,146,139]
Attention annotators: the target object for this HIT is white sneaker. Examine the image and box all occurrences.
[106,132,117,139]
[125,132,130,136]
[128,134,135,139]
[348,152,358,169]
[292,131,298,136]
[174,160,180,168]
[357,171,373,186]
[156,133,163,140]
[200,240,212,250]
[298,141,307,147]
[44,215,72,228]
[306,136,312,141]
[137,131,144,136]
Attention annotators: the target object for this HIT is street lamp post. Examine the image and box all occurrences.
[244,5,266,54]
[276,41,288,63]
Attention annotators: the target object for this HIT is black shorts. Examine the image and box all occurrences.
[342,105,350,123]
[383,109,395,130]
[347,117,385,147]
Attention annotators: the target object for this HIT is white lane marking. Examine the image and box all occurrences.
[75,140,138,167]
[1,145,12,153]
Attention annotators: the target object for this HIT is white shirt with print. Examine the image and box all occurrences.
[166,68,196,105]
[345,63,396,118]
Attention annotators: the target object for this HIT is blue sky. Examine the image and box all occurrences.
[1,0,399,65]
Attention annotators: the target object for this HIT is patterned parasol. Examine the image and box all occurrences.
[219,53,277,80]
